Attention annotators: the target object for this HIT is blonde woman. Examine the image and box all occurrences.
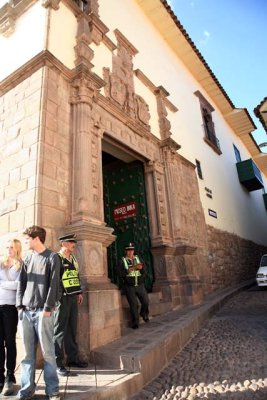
[0,239,22,396]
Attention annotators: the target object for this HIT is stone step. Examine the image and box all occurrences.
[90,281,253,400]
[148,290,163,303]
[149,299,172,316]
[120,290,163,307]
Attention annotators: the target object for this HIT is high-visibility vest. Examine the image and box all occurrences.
[58,253,82,295]
[122,255,142,287]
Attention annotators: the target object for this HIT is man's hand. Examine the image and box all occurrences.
[135,263,143,270]
[128,267,135,273]
[43,310,52,317]
[77,294,83,305]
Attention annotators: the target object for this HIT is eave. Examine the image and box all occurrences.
[135,0,257,154]
[253,98,267,176]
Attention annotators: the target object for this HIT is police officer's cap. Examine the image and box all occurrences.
[58,233,77,243]
[125,242,135,250]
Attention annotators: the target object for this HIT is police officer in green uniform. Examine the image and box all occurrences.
[117,242,149,329]
[54,234,88,376]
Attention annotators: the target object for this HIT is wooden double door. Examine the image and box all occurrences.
[103,158,154,291]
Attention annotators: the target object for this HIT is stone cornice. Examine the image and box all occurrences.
[97,94,153,140]
[160,137,181,152]
[151,243,197,255]
[145,160,164,175]
[114,29,138,57]
[102,35,116,52]
[71,63,106,89]
[135,69,178,113]
[63,221,115,247]
[0,49,107,97]
[0,50,72,96]
[88,12,109,45]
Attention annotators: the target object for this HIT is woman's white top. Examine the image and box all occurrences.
[0,262,21,305]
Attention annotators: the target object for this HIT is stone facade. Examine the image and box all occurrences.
[0,69,42,236]
[206,225,266,292]
[1,0,267,358]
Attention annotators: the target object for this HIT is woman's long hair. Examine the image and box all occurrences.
[2,239,23,271]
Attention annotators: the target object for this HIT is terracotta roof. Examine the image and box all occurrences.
[160,0,236,108]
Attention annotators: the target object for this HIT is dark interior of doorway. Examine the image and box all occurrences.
[102,151,154,292]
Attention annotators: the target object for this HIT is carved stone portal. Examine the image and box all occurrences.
[103,29,151,129]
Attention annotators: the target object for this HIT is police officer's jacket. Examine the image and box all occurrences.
[58,251,82,296]
[117,255,146,287]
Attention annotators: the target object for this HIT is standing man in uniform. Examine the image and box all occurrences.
[16,225,61,400]
[117,242,149,329]
[54,234,88,376]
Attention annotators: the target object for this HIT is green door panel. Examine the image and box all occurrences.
[103,159,154,292]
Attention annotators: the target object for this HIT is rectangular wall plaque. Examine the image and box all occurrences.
[208,209,217,218]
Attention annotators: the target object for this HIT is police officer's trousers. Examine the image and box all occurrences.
[54,295,78,367]
[124,283,149,327]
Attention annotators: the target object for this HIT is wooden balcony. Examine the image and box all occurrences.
[236,159,264,191]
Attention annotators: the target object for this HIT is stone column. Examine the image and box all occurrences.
[144,160,172,247]
[159,139,203,306]
[144,160,180,304]
[145,138,202,307]
[65,71,121,355]
[160,138,188,244]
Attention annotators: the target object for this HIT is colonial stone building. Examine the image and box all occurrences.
[1,0,267,358]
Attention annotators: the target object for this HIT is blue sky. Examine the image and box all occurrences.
[166,0,267,145]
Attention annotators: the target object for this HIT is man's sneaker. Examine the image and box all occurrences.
[56,367,69,376]
[49,394,61,400]
[2,380,14,396]
[16,387,35,400]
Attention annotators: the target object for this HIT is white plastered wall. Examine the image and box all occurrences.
[98,0,267,245]
[0,2,46,81]
[47,2,76,69]
[91,42,112,97]
[133,76,160,138]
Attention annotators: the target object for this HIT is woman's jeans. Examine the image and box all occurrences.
[18,309,59,397]
[0,305,18,383]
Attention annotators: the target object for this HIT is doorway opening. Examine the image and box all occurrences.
[102,144,154,292]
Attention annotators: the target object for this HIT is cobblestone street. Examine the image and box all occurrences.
[131,285,267,400]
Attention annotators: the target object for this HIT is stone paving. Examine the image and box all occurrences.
[130,285,267,400]
[0,281,260,400]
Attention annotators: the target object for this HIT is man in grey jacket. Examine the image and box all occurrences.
[16,226,61,400]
